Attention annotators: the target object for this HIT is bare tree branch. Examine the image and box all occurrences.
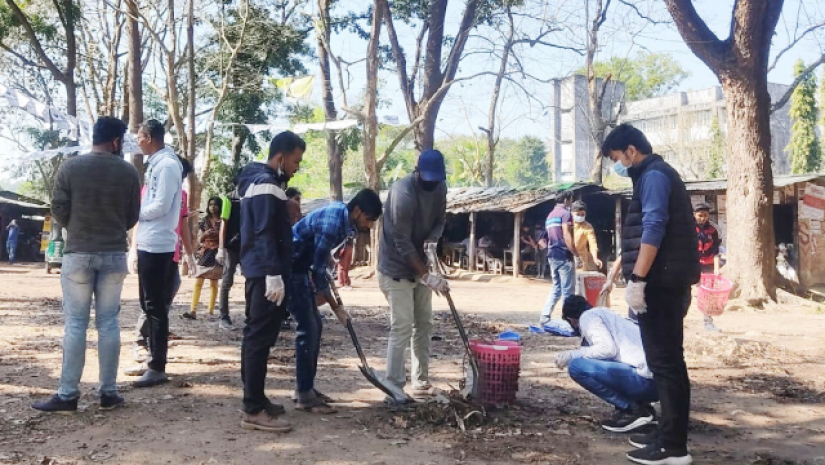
[768,19,825,72]
[770,52,825,113]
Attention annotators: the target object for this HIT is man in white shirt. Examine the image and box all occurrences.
[555,295,658,434]
[129,119,183,388]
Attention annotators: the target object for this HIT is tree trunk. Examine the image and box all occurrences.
[363,0,384,273]
[485,8,514,188]
[414,109,438,153]
[121,64,130,122]
[720,74,776,300]
[187,0,197,221]
[317,0,344,200]
[127,0,143,133]
[231,126,248,168]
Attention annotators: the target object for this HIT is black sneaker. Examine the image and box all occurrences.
[601,405,654,433]
[629,430,659,449]
[31,395,77,414]
[626,441,692,465]
[100,393,125,411]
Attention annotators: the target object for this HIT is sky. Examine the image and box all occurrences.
[319,0,825,141]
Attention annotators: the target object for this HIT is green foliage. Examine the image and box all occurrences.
[705,116,726,179]
[15,128,72,202]
[787,59,821,174]
[438,135,550,187]
[580,51,690,101]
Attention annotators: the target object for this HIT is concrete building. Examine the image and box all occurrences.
[621,83,792,179]
[548,74,792,182]
[548,75,626,182]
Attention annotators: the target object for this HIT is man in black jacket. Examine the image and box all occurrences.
[601,124,699,465]
[236,131,304,432]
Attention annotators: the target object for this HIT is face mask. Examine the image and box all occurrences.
[420,180,440,192]
[613,160,630,177]
[573,214,586,223]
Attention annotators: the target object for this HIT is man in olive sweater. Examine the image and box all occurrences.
[379,149,449,400]
[32,116,141,413]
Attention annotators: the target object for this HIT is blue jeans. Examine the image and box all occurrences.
[568,358,659,411]
[58,252,128,400]
[541,258,574,320]
[288,272,323,395]
[6,239,17,262]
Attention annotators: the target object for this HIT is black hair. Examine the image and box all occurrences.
[348,189,382,220]
[601,123,652,157]
[556,190,573,205]
[562,295,592,321]
[285,187,302,199]
[92,116,128,145]
[268,131,306,160]
[139,119,165,142]
[178,156,192,179]
[572,200,587,212]
[207,197,222,218]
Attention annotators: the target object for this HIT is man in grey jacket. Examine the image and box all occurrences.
[556,295,658,434]
[379,149,450,400]
[32,116,140,413]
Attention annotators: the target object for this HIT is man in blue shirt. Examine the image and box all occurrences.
[539,190,581,325]
[5,220,19,262]
[601,124,699,465]
[289,189,383,413]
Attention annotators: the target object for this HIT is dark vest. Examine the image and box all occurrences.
[621,155,700,288]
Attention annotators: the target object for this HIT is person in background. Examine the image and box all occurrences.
[286,187,303,226]
[5,219,19,263]
[130,157,196,370]
[601,123,699,465]
[289,189,383,413]
[519,224,537,273]
[572,201,603,272]
[534,224,548,278]
[539,190,581,325]
[337,236,355,289]
[556,295,658,434]
[379,149,449,401]
[236,131,304,432]
[216,189,241,330]
[694,203,722,332]
[129,119,184,389]
[32,116,140,413]
[182,197,223,320]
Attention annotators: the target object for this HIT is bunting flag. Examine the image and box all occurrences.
[271,75,315,101]
[0,83,92,144]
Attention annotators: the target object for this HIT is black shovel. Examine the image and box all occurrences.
[324,273,414,404]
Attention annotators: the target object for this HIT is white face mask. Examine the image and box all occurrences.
[573,214,586,223]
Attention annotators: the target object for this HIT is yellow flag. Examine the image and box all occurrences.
[270,75,314,101]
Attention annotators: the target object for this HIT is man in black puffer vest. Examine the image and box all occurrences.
[601,124,699,465]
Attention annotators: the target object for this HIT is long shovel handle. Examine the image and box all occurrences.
[445,292,473,355]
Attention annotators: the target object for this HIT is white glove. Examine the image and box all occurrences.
[185,254,197,277]
[331,305,351,326]
[215,248,226,266]
[555,351,575,369]
[422,272,450,295]
[265,275,285,305]
[128,248,138,275]
[625,281,648,315]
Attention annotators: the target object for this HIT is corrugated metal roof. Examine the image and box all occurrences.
[0,191,50,210]
[446,183,601,214]
[612,174,825,196]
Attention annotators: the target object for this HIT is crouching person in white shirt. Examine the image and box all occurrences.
[556,295,658,434]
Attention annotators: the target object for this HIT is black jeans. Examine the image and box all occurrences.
[137,251,176,372]
[638,285,691,451]
[241,277,286,414]
[288,272,323,395]
[136,263,180,345]
[218,248,240,319]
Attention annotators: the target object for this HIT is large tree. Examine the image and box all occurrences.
[580,51,690,101]
[664,0,783,300]
[787,59,821,174]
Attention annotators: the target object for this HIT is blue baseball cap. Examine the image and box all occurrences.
[417,149,446,182]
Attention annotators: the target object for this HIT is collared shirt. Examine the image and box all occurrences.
[570,308,652,379]
[574,220,599,270]
[696,221,721,265]
[292,202,353,292]
[545,204,573,261]
[137,147,183,253]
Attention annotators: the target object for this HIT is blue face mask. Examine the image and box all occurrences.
[613,160,630,177]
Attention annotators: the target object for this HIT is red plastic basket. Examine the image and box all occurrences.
[697,273,733,316]
[469,340,521,406]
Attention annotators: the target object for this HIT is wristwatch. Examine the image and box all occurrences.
[629,273,647,283]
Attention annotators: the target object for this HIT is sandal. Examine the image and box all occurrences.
[296,396,337,414]
[180,312,196,320]
[292,389,335,404]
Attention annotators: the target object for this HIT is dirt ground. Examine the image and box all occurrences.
[1,263,824,465]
